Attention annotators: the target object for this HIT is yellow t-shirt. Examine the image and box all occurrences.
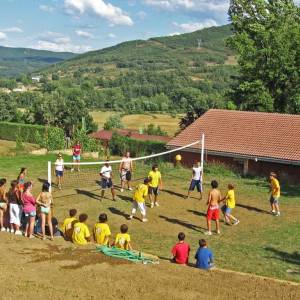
[148,170,161,188]
[133,183,148,203]
[115,233,131,250]
[271,178,280,197]
[225,189,235,209]
[94,223,111,245]
[60,217,77,234]
[72,222,90,245]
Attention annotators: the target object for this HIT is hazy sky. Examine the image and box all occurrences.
[0,0,232,53]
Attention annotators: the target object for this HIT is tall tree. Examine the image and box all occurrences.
[228,0,300,113]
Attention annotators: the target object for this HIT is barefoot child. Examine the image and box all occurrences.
[205,180,221,235]
[17,168,27,193]
[221,184,240,225]
[72,213,91,245]
[0,179,8,232]
[60,209,77,240]
[195,239,214,270]
[36,182,54,240]
[119,152,133,192]
[269,172,280,216]
[171,232,190,265]
[114,224,132,250]
[93,213,111,246]
[129,178,150,222]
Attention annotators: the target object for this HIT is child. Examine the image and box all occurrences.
[8,180,23,235]
[114,224,132,250]
[93,213,111,245]
[119,151,133,192]
[22,181,36,238]
[187,162,203,200]
[205,180,221,235]
[61,209,78,240]
[55,153,64,190]
[148,164,163,208]
[17,168,27,192]
[0,178,8,232]
[269,172,280,216]
[36,182,54,240]
[100,160,116,201]
[195,239,214,270]
[221,184,240,225]
[129,178,150,222]
[72,213,91,246]
[171,232,190,265]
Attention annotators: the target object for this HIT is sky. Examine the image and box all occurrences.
[0,0,232,53]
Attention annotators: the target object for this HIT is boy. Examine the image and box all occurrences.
[187,162,203,200]
[72,213,91,246]
[205,180,221,235]
[93,213,111,246]
[100,160,116,201]
[119,152,133,192]
[269,172,280,216]
[129,178,150,222]
[221,184,240,225]
[148,164,163,208]
[55,153,64,190]
[114,224,132,250]
[195,239,214,270]
[60,209,77,240]
[171,232,190,265]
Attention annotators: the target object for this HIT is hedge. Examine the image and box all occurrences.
[109,132,166,158]
[0,122,65,150]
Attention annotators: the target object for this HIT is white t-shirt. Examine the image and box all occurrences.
[121,157,132,170]
[55,159,64,171]
[100,165,112,179]
[192,166,202,181]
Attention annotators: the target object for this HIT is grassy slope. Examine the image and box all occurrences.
[0,154,299,283]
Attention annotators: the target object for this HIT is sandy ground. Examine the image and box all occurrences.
[0,232,299,300]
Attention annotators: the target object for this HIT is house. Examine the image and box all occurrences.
[31,76,41,83]
[167,109,300,182]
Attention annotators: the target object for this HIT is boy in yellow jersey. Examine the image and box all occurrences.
[93,213,111,245]
[269,172,280,216]
[148,164,163,208]
[60,208,77,240]
[129,178,150,222]
[221,184,239,225]
[114,224,132,250]
[72,213,91,246]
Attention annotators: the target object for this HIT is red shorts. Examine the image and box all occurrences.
[207,206,220,220]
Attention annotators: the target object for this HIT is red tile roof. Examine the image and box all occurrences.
[167,109,300,163]
[90,129,171,143]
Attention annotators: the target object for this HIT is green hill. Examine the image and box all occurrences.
[0,46,76,77]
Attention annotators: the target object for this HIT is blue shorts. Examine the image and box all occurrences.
[149,186,159,196]
[25,211,36,218]
[270,196,279,205]
[56,170,63,177]
[73,155,80,161]
[101,178,113,189]
[221,205,232,215]
[189,179,202,192]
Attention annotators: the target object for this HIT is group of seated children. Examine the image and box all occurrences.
[171,232,214,270]
[61,209,132,250]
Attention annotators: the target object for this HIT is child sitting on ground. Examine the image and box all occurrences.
[171,232,190,265]
[72,213,91,246]
[195,239,214,270]
[114,224,132,250]
[60,209,77,240]
[93,213,111,246]
[221,184,240,225]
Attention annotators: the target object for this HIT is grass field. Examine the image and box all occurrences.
[0,154,299,299]
[0,139,39,156]
[90,111,182,136]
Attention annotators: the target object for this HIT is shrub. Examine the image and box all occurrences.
[103,115,123,130]
[73,129,102,153]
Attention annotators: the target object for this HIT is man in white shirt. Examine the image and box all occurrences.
[119,152,133,192]
[186,162,203,200]
[100,160,116,201]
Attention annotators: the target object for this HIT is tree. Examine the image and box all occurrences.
[0,93,18,121]
[228,0,300,113]
[103,115,123,130]
[179,107,207,130]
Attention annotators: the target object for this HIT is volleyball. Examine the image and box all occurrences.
[175,154,182,162]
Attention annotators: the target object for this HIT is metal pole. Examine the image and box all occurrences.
[48,161,52,192]
[201,133,205,183]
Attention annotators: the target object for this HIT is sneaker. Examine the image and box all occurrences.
[42,236,46,241]
[275,212,281,217]
[15,230,22,236]
[155,202,160,207]
[233,220,240,226]
[6,228,10,232]
[142,218,148,222]
[120,188,124,192]
[150,202,154,208]
[217,230,221,234]
[128,215,133,220]
[204,231,212,236]
[1,228,5,232]
[128,187,133,191]
[271,210,276,214]
[71,168,74,172]
[28,235,35,239]
[10,229,14,234]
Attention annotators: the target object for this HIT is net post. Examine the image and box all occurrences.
[48,161,52,192]
[201,133,205,173]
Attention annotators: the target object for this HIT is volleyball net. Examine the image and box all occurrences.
[47,134,205,191]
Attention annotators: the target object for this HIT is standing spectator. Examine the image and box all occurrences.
[72,141,81,172]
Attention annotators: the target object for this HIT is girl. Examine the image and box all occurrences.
[0,178,8,232]
[17,167,27,192]
[8,180,23,235]
[22,181,36,238]
[36,182,54,240]
[55,154,64,190]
